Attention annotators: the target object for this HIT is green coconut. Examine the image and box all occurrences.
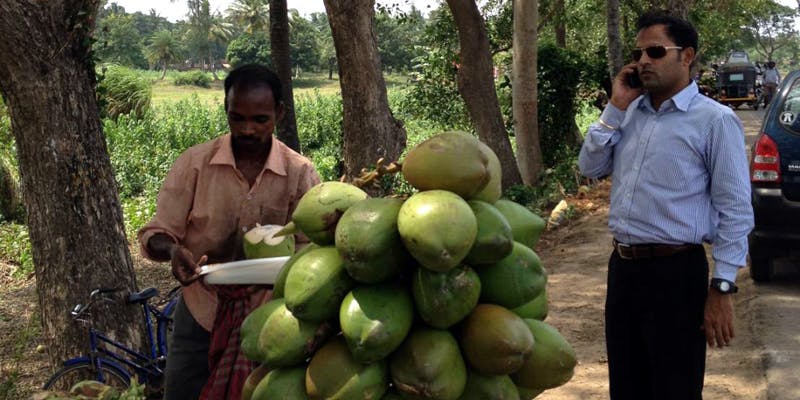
[493,200,546,249]
[469,141,503,204]
[401,131,490,198]
[339,284,414,364]
[334,197,410,283]
[272,243,319,299]
[457,371,520,400]
[412,265,481,329]
[257,299,334,368]
[284,246,356,322]
[251,366,309,400]
[478,242,547,309]
[390,327,467,400]
[285,181,368,245]
[459,304,534,376]
[241,300,284,362]
[242,364,270,400]
[511,286,549,321]
[464,200,514,265]
[305,337,389,400]
[512,319,577,392]
[243,224,295,259]
[397,190,477,272]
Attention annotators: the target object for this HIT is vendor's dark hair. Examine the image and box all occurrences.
[636,10,698,53]
[224,64,283,110]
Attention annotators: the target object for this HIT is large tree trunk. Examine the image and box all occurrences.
[554,0,567,48]
[607,0,624,83]
[323,0,407,194]
[271,0,301,152]
[445,0,522,190]
[0,0,143,367]
[513,0,544,185]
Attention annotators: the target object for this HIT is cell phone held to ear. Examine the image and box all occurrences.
[626,70,642,88]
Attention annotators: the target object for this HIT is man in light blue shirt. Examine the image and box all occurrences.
[579,10,753,400]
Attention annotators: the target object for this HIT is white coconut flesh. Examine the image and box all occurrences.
[245,224,286,246]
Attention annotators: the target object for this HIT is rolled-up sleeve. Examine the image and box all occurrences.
[137,152,198,261]
[579,105,626,178]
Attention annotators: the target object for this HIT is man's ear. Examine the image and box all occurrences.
[683,47,696,68]
[276,101,286,122]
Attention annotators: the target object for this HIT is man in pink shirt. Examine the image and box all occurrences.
[138,64,319,400]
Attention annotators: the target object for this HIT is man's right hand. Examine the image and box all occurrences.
[170,245,207,286]
[610,63,644,110]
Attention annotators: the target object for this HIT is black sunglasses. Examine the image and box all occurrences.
[632,46,683,61]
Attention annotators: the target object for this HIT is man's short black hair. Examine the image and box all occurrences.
[223,64,283,110]
[636,10,698,53]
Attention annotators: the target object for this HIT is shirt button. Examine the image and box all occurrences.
[626,192,631,197]
[247,194,253,200]
[242,226,248,232]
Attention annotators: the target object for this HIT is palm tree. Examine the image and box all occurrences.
[186,0,233,79]
[228,0,270,34]
[146,30,181,79]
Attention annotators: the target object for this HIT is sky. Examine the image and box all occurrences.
[110,0,442,22]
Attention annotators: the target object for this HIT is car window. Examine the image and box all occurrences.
[782,79,800,132]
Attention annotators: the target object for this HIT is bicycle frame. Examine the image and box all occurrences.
[58,288,177,386]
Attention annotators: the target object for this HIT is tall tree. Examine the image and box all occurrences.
[227,0,270,34]
[746,1,797,61]
[323,0,407,192]
[445,0,522,189]
[187,0,233,79]
[146,30,182,79]
[513,0,544,185]
[0,0,143,367]
[270,0,301,152]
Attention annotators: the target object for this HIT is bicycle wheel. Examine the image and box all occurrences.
[43,360,130,393]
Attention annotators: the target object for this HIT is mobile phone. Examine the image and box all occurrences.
[626,70,642,88]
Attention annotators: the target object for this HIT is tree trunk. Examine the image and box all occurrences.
[445,0,523,190]
[161,63,168,80]
[271,0,301,152]
[0,0,144,367]
[607,0,624,82]
[513,0,544,185]
[554,0,567,48]
[323,0,407,195]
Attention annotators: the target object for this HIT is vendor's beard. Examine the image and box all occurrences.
[232,136,269,154]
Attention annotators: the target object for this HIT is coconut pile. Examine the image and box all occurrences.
[239,131,576,400]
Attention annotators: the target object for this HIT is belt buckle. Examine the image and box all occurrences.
[615,240,633,260]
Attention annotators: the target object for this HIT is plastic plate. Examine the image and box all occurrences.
[199,256,290,285]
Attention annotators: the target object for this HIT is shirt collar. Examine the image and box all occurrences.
[209,134,288,176]
[636,80,698,112]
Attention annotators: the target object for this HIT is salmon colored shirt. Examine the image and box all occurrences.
[138,134,320,331]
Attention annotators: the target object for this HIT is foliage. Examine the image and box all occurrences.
[185,0,233,69]
[226,32,271,68]
[374,8,428,72]
[295,91,344,181]
[98,65,153,119]
[226,0,270,34]
[172,70,213,88]
[0,223,33,276]
[289,10,326,72]
[104,96,227,199]
[94,13,148,69]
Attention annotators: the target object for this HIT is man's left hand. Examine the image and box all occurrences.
[703,289,735,348]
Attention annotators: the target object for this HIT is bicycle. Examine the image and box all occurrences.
[43,285,180,396]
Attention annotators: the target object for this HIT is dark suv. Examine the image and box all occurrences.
[749,69,800,281]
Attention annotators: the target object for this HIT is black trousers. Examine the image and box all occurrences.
[605,246,708,400]
[163,296,210,400]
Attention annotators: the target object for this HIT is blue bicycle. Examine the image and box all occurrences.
[43,286,180,395]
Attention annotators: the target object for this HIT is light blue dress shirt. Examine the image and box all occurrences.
[579,81,754,282]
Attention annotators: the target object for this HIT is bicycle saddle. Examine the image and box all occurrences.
[127,287,159,304]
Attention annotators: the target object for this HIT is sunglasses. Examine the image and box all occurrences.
[631,46,683,61]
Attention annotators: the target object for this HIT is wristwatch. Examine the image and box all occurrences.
[710,278,738,294]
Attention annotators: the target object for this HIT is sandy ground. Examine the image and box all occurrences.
[0,179,769,399]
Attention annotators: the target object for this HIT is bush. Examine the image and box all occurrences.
[295,91,344,182]
[172,70,213,88]
[0,223,33,277]
[97,64,153,120]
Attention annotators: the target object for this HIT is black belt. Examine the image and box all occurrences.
[612,239,698,260]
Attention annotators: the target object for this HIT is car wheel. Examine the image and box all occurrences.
[750,256,773,282]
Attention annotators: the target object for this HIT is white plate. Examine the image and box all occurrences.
[199,256,290,285]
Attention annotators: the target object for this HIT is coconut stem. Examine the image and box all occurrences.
[342,158,402,189]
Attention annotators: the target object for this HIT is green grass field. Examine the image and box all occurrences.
[149,69,412,107]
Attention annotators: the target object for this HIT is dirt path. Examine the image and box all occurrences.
[0,182,770,400]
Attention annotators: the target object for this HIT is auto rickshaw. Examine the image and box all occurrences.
[716,51,759,109]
